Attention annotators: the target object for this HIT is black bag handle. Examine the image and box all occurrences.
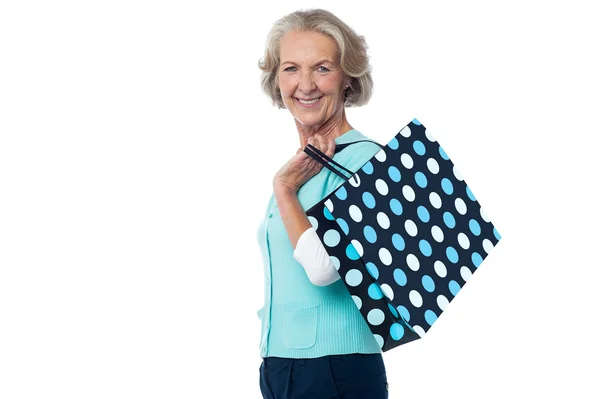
[303,139,386,182]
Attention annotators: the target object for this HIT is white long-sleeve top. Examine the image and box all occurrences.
[292,226,341,286]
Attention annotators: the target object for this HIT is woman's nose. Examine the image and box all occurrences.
[298,71,316,92]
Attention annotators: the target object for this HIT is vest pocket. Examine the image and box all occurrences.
[282,304,319,349]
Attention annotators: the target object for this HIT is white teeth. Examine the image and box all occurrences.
[298,97,320,104]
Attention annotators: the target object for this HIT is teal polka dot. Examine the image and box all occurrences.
[469,219,481,236]
[388,166,401,182]
[362,161,374,175]
[346,269,363,286]
[392,233,405,251]
[390,323,405,340]
[362,192,376,209]
[346,244,360,260]
[388,137,399,150]
[472,252,483,268]
[324,207,334,221]
[493,227,501,240]
[415,171,428,188]
[366,262,379,279]
[425,310,438,326]
[368,283,383,300]
[413,140,426,155]
[422,275,435,292]
[363,225,377,243]
[388,303,399,318]
[466,186,476,201]
[334,186,347,200]
[393,268,407,286]
[449,280,461,296]
[419,239,432,257]
[439,146,449,160]
[443,212,456,228]
[441,178,454,195]
[336,218,349,235]
[390,198,403,215]
[412,118,421,125]
[397,305,410,322]
[417,206,430,223]
[367,309,385,326]
[323,229,341,247]
[446,246,459,263]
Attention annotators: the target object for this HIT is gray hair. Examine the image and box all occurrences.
[258,9,373,109]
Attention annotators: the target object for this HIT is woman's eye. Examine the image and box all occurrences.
[317,66,330,72]
[283,66,296,72]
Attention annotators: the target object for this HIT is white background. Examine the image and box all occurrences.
[1,1,599,398]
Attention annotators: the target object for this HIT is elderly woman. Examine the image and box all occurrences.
[256,9,389,399]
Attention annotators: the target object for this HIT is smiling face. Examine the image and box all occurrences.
[278,30,348,130]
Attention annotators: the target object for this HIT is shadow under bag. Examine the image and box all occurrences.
[304,118,502,352]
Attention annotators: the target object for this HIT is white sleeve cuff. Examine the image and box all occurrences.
[293,227,341,286]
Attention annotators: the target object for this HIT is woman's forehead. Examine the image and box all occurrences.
[279,31,338,64]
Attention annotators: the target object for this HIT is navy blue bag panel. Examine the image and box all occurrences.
[305,118,502,351]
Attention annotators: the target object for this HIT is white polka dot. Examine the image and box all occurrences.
[374,149,387,162]
[425,129,436,142]
[351,239,364,257]
[324,199,334,212]
[437,295,449,311]
[455,198,467,215]
[412,325,426,337]
[330,256,340,270]
[402,185,415,202]
[480,207,490,222]
[427,158,439,174]
[349,205,363,222]
[409,290,423,307]
[348,174,361,187]
[429,192,442,208]
[431,225,444,242]
[460,266,472,281]
[352,295,362,309]
[345,269,363,286]
[367,309,385,326]
[401,153,414,169]
[380,284,395,300]
[375,179,389,195]
[405,219,418,236]
[457,233,470,249]
[483,239,494,254]
[373,334,384,348]
[379,248,392,266]
[406,254,420,271]
[377,212,390,229]
[453,166,463,181]
[400,126,411,137]
[434,260,447,278]
[308,216,319,230]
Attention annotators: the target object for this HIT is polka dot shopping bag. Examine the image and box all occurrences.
[304,118,502,351]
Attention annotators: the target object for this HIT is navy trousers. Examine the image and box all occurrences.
[259,353,388,399]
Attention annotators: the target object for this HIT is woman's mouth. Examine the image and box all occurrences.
[295,96,323,107]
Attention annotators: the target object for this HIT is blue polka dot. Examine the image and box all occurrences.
[392,234,405,251]
[412,118,421,125]
[323,229,341,247]
[397,305,410,322]
[446,246,459,263]
[334,186,347,200]
[388,303,399,318]
[346,269,363,286]
[417,206,430,223]
[393,268,407,286]
[439,146,449,160]
[363,225,377,243]
[362,161,374,175]
[336,218,349,235]
[346,244,360,260]
[390,323,405,340]
[469,219,481,236]
[493,227,501,240]
[441,178,454,195]
[425,310,438,326]
[362,192,376,209]
[415,171,428,188]
[466,186,476,201]
[330,256,340,269]
[367,309,385,326]
[388,137,399,150]
[472,252,483,268]
[443,212,456,228]
[388,166,401,182]
[422,275,435,292]
[419,240,432,257]
[413,140,426,155]
[368,283,383,300]
[324,207,334,221]
[390,198,403,215]
[366,262,379,279]
[449,280,461,296]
